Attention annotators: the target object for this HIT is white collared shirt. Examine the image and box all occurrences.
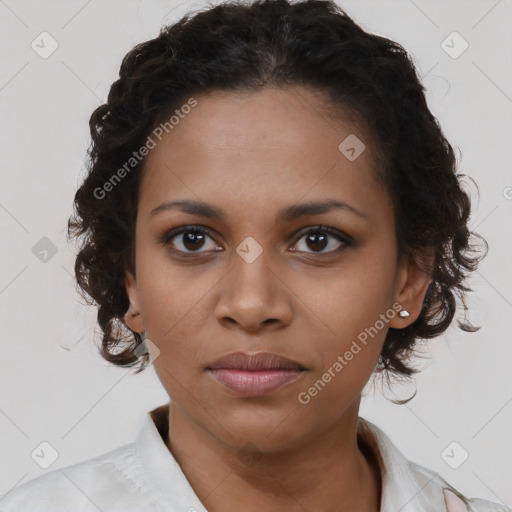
[1,403,509,512]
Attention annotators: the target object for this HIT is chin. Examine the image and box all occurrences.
[206,406,310,452]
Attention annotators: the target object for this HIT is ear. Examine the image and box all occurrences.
[124,271,145,333]
[389,248,434,328]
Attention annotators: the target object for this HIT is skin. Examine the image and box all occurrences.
[124,85,433,512]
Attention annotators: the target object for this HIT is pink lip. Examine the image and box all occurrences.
[208,368,304,396]
[207,351,305,371]
[206,351,307,396]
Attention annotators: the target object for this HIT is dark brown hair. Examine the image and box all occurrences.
[67,0,487,394]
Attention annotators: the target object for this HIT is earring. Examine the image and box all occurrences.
[399,309,410,318]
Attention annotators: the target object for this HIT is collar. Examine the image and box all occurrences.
[134,403,451,511]
[134,403,207,511]
[356,416,445,511]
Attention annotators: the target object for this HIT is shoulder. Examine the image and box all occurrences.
[408,460,511,512]
[0,442,155,512]
[357,417,510,512]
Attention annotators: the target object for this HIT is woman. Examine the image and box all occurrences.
[1,0,508,510]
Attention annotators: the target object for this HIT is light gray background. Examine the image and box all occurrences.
[1,0,511,507]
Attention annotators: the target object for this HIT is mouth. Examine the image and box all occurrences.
[206,352,306,397]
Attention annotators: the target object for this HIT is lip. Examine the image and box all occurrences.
[206,352,306,397]
[207,351,306,371]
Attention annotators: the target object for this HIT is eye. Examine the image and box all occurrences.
[159,224,352,257]
[291,225,352,254]
[159,226,221,254]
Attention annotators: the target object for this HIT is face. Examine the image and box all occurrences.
[124,86,431,452]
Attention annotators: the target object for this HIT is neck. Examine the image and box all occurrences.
[164,402,381,512]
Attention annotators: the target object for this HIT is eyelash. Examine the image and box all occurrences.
[158,224,353,257]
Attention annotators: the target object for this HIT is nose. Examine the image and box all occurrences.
[214,250,293,334]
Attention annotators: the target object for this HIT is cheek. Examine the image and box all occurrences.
[137,267,216,379]
[137,245,215,333]
[298,259,394,382]
[297,313,386,418]
[303,260,394,338]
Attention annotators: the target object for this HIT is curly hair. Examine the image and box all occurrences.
[67,0,487,391]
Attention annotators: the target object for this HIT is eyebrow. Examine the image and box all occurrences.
[150,199,368,222]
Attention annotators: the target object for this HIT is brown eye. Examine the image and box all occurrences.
[161,226,220,254]
[159,224,352,257]
[292,226,351,254]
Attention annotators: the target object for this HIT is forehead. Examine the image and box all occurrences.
[138,86,388,224]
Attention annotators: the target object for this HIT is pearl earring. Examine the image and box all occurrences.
[399,309,410,318]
